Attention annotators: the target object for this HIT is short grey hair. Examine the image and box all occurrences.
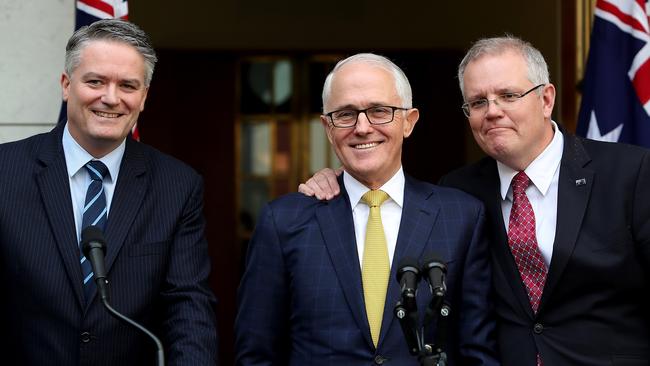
[65,19,157,87]
[322,53,413,111]
[457,35,549,99]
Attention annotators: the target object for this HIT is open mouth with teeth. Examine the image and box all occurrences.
[94,111,122,118]
[354,142,381,149]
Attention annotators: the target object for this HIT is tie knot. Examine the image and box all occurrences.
[85,160,109,181]
[511,171,531,195]
[361,190,389,208]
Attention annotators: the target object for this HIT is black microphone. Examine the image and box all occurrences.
[396,257,420,312]
[421,254,447,298]
[80,226,166,366]
[394,257,422,355]
[81,226,110,302]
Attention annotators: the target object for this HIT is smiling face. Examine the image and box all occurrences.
[61,40,149,158]
[321,62,419,189]
[462,49,555,171]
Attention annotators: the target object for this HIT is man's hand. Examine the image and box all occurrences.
[298,167,343,200]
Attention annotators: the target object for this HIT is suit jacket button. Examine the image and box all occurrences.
[80,331,92,343]
[533,323,544,334]
[374,355,387,365]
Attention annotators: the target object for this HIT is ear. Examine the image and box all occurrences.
[320,115,334,144]
[61,73,71,102]
[541,83,556,119]
[140,86,149,111]
[403,108,419,138]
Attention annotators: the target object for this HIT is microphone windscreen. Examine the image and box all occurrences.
[421,253,446,273]
[81,225,106,246]
[396,257,419,282]
[81,225,106,258]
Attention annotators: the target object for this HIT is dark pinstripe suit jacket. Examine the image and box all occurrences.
[235,174,499,366]
[0,125,218,365]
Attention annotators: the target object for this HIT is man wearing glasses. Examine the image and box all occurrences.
[301,37,650,365]
[235,53,499,365]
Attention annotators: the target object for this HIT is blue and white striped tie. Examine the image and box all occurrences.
[80,160,109,302]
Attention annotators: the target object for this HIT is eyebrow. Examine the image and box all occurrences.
[81,72,143,88]
[328,102,391,111]
[467,87,520,100]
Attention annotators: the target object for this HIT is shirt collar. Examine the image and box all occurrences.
[62,122,126,182]
[497,120,564,200]
[344,166,405,208]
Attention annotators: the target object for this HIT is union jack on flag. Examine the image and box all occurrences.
[60,0,140,140]
[577,0,650,148]
[77,0,129,25]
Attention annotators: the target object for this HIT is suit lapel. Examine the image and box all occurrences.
[316,180,373,348]
[478,160,536,318]
[36,126,85,309]
[540,135,593,310]
[379,175,438,346]
[86,138,148,306]
[103,139,147,274]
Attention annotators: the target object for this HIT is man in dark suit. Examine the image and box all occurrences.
[300,37,650,365]
[235,53,499,366]
[0,19,218,365]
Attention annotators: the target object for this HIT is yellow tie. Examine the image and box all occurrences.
[361,189,390,347]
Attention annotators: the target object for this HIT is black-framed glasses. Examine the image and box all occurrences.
[461,84,545,118]
[324,106,408,128]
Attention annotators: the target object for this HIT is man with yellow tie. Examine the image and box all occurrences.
[235,53,499,366]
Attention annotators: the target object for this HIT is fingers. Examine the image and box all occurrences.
[298,168,342,200]
[321,169,340,197]
[311,168,340,200]
[298,183,315,196]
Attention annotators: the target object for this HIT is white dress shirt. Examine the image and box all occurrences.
[62,123,125,242]
[498,120,564,267]
[344,167,404,269]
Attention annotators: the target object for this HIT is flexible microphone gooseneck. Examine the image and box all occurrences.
[81,226,165,366]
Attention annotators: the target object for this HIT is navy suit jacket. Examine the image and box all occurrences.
[235,174,499,366]
[440,133,650,366]
[0,125,218,365]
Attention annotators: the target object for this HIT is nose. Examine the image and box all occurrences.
[484,98,504,118]
[354,111,373,134]
[100,84,120,106]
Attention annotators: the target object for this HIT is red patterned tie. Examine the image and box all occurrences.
[508,171,547,312]
[508,172,547,366]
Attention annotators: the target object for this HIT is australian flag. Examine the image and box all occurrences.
[59,1,139,140]
[77,0,129,25]
[577,0,650,148]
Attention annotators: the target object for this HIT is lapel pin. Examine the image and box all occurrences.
[575,178,586,186]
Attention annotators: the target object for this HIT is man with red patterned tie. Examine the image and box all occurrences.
[300,36,650,365]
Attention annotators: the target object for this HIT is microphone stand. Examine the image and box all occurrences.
[394,300,422,356]
[83,227,164,365]
[418,302,450,366]
[95,277,166,366]
[395,293,449,366]
[395,256,450,366]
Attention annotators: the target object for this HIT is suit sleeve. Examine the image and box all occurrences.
[235,203,290,366]
[161,175,219,365]
[633,150,650,274]
[458,204,500,366]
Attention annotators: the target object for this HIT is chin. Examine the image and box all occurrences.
[90,129,128,143]
[490,145,514,160]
